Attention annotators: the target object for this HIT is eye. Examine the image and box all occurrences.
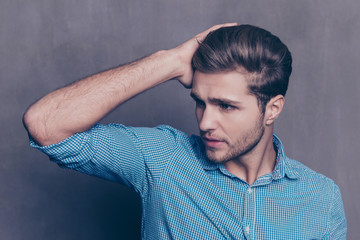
[219,103,235,111]
[195,100,205,108]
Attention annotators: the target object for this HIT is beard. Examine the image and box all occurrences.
[203,115,265,163]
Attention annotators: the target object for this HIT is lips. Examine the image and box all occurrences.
[201,136,226,148]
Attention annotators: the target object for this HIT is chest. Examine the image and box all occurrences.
[144,161,329,239]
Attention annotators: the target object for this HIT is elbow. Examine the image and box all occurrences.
[23,106,71,146]
[22,107,32,132]
[23,106,50,146]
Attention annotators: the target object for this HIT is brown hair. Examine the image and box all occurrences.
[192,25,292,112]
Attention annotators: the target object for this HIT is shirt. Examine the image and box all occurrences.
[30,123,347,239]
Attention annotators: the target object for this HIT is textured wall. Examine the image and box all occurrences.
[1,0,359,239]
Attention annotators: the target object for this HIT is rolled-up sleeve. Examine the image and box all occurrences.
[29,123,181,197]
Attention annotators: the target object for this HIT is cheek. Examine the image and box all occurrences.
[221,111,260,131]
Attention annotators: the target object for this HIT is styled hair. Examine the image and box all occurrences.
[192,25,292,113]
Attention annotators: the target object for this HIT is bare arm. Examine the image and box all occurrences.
[23,23,237,146]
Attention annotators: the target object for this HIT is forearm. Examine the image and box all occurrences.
[24,50,181,146]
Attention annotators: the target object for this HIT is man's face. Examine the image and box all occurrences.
[191,70,265,163]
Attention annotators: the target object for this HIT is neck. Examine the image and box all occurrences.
[224,128,276,185]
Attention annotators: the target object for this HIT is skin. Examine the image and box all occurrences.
[191,71,285,184]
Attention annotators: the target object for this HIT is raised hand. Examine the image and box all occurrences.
[172,22,238,88]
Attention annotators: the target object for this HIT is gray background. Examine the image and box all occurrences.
[1,0,359,239]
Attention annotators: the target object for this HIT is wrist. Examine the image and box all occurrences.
[159,48,189,80]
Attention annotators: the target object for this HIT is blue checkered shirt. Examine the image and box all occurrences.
[30,124,347,239]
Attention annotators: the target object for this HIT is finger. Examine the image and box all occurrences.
[195,22,238,42]
[208,22,238,32]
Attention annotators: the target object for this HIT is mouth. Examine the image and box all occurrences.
[201,136,226,148]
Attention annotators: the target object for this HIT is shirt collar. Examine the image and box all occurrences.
[272,133,300,180]
[196,133,300,180]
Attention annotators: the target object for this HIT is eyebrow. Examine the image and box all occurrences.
[190,92,242,106]
[190,92,201,101]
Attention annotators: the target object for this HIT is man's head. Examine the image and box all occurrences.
[192,24,292,113]
[190,25,292,163]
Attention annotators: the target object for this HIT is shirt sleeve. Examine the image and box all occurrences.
[29,123,183,197]
[322,182,347,239]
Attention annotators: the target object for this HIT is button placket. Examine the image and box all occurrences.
[243,187,255,239]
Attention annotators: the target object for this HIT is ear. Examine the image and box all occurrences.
[264,95,285,125]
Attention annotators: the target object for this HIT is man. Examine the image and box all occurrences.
[24,23,347,239]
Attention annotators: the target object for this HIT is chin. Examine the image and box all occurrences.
[205,150,230,164]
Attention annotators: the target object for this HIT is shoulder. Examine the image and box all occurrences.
[91,123,191,143]
[105,123,198,154]
[285,157,340,195]
[282,158,347,238]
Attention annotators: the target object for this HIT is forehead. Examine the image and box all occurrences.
[191,70,252,99]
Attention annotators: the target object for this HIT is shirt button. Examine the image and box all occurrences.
[247,187,252,193]
[245,225,250,233]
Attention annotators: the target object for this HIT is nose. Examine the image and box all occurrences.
[197,106,217,132]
